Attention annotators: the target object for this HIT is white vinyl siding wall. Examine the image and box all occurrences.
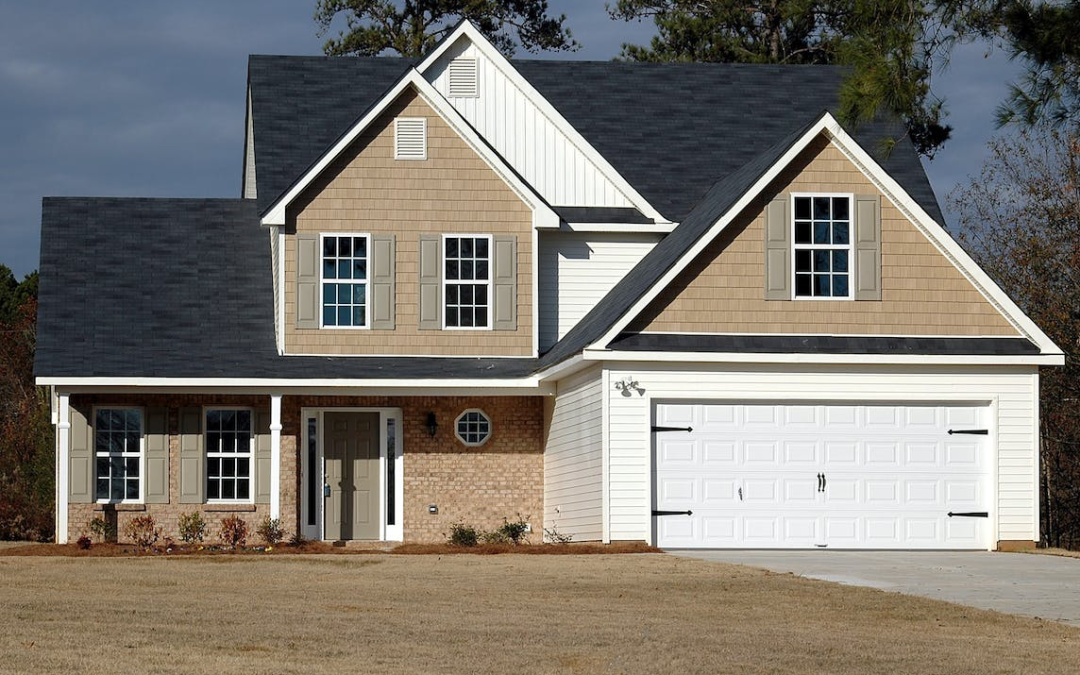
[270,226,280,352]
[544,365,603,541]
[243,89,257,200]
[426,41,635,209]
[538,232,660,350]
[604,364,1039,545]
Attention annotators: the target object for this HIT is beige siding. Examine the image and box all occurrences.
[630,137,1018,336]
[284,89,534,356]
[543,365,603,541]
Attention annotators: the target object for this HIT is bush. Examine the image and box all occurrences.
[177,511,207,544]
[89,515,116,543]
[256,516,285,546]
[124,515,159,550]
[496,515,530,545]
[544,524,573,544]
[76,535,92,550]
[219,515,248,549]
[447,522,479,547]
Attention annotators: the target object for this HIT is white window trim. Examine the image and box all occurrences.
[319,232,372,330]
[790,192,854,301]
[204,407,255,505]
[454,408,492,447]
[441,233,494,331]
[394,117,427,160]
[92,406,144,504]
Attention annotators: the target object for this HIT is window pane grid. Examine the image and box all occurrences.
[793,196,851,298]
[206,409,253,502]
[455,410,491,446]
[94,408,142,502]
[444,236,490,328]
[321,235,368,327]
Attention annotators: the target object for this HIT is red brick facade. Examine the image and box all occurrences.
[68,394,544,544]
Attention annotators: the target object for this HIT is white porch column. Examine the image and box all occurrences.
[56,393,70,544]
[270,394,282,519]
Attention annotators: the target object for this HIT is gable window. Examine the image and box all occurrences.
[444,235,491,329]
[321,234,369,328]
[95,408,142,502]
[792,195,852,298]
[455,409,491,446]
[206,409,252,502]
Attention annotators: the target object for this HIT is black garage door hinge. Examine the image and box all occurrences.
[947,511,989,518]
[651,425,693,433]
[652,510,693,516]
[948,429,988,435]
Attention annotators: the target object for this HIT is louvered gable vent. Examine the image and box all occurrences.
[394,117,427,160]
[448,58,479,98]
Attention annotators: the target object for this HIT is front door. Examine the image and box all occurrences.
[324,412,380,540]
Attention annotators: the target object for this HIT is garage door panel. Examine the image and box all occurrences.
[654,402,991,549]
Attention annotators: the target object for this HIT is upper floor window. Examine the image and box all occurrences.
[444,235,491,329]
[95,408,142,502]
[322,234,369,328]
[206,409,252,502]
[793,195,851,299]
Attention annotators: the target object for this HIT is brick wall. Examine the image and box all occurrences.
[68,394,543,544]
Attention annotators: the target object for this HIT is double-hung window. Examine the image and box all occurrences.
[444,235,491,329]
[206,409,253,502]
[793,195,852,298]
[95,408,142,502]
[321,234,369,328]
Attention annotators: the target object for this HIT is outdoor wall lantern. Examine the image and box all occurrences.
[425,412,438,437]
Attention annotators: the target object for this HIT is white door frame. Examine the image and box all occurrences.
[300,407,404,541]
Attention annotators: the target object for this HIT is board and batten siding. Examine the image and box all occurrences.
[243,89,257,200]
[284,89,534,356]
[538,232,661,350]
[629,137,1019,336]
[604,364,1039,546]
[543,365,604,541]
[426,40,635,210]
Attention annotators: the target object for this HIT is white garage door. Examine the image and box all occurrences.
[653,402,991,549]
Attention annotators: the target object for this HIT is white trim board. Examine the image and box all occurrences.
[260,68,558,230]
[583,349,1062,367]
[587,113,1063,359]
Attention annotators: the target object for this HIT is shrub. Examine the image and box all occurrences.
[76,535,92,550]
[544,524,573,544]
[256,516,285,546]
[288,531,308,548]
[124,515,159,550]
[219,515,248,549]
[497,515,530,545]
[447,522,479,547]
[88,516,116,543]
[177,511,207,544]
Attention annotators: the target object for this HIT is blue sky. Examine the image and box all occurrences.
[0,1,1019,279]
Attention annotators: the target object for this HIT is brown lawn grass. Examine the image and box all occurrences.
[0,553,1075,675]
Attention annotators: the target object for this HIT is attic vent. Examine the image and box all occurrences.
[448,58,478,98]
[394,117,427,160]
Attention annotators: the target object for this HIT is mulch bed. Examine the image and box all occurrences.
[0,540,660,557]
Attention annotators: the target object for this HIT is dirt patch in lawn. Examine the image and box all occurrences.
[0,540,658,557]
[1021,547,1080,559]
[0,553,1075,675]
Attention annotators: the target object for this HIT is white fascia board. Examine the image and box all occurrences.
[532,352,590,383]
[260,68,558,231]
[562,222,678,234]
[416,22,671,226]
[582,348,1064,367]
[37,377,554,396]
[588,112,1063,357]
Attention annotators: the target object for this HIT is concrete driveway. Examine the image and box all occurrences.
[669,550,1080,627]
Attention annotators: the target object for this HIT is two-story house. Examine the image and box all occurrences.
[36,22,1062,550]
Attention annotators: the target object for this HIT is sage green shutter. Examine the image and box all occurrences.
[178,407,204,504]
[492,235,517,330]
[418,234,442,330]
[254,410,272,504]
[370,234,396,330]
[764,195,791,300]
[68,406,93,504]
[145,407,169,504]
[854,194,882,301]
[296,233,320,329]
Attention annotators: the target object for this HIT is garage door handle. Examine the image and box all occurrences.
[947,511,988,518]
[652,425,693,433]
[652,510,693,516]
[948,429,988,435]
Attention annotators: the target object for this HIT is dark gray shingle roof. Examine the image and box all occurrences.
[35,198,534,379]
[608,334,1039,356]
